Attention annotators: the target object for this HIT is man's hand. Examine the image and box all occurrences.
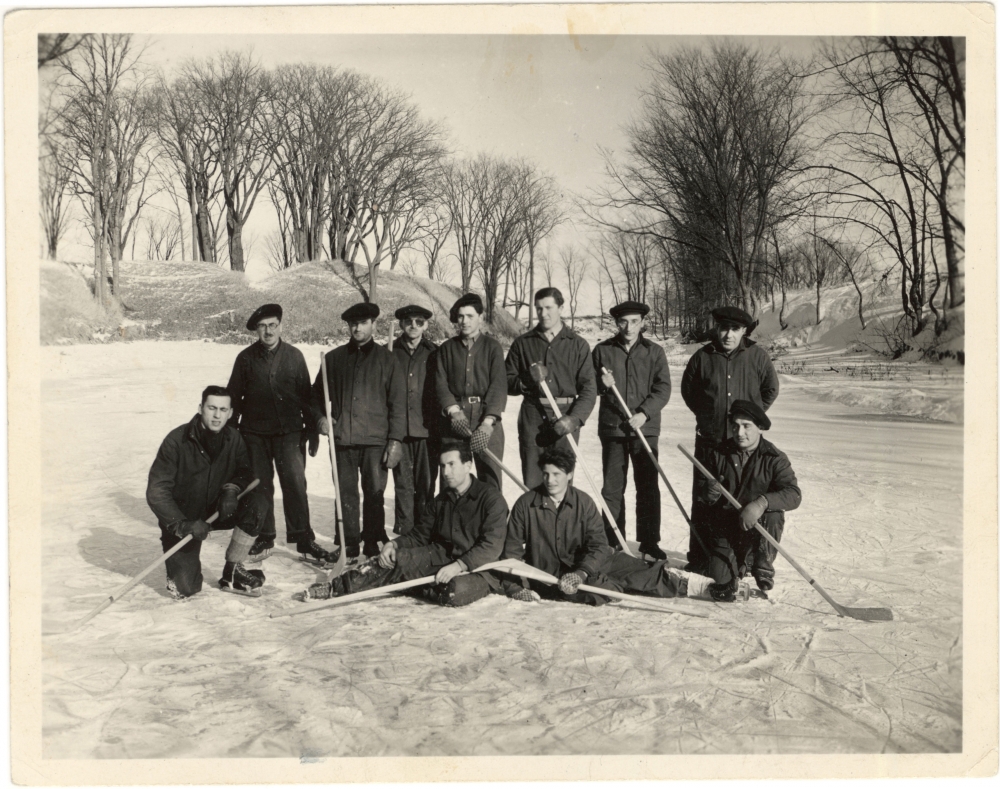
[181,519,212,541]
[600,368,616,389]
[704,479,725,506]
[510,588,541,603]
[318,416,335,436]
[435,561,465,585]
[378,540,397,569]
[558,571,586,595]
[529,362,550,384]
[739,496,768,531]
[217,488,238,520]
[382,439,403,469]
[470,421,493,454]
[302,431,320,457]
[552,415,578,437]
[449,409,472,437]
[627,411,648,430]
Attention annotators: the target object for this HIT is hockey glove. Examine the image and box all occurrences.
[551,415,579,437]
[302,431,320,457]
[382,439,403,470]
[511,588,541,603]
[469,422,493,454]
[217,488,239,520]
[449,409,472,437]
[739,496,768,532]
[181,519,212,541]
[558,571,586,595]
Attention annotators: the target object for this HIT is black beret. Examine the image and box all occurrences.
[450,293,484,323]
[610,300,650,320]
[341,302,380,322]
[729,399,771,431]
[246,303,282,330]
[711,306,755,330]
[395,304,432,321]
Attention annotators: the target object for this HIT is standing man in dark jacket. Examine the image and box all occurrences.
[592,300,672,559]
[696,400,801,600]
[226,303,333,565]
[680,306,779,572]
[435,293,507,490]
[313,302,406,559]
[146,386,266,597]
[505,287,597,489]
[391,304,438,536]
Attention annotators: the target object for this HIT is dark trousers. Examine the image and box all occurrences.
[392,437,437,536]
[440,403,505,491]
[600,436,661,546]
[687,433,716,569]
[336,444,388,552]
[242,430,313,544]
[706,515,784,589]
[158,489,267,598]
[524,552,684,606]
[517,403,581,490]
[398,543,495,606]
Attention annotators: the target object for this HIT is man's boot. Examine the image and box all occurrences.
[219,562,264,597]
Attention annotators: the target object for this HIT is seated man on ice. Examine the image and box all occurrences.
[497,447,716,604]
[299,440,508,607]
[696,399,802,601]
[146,385,268,598]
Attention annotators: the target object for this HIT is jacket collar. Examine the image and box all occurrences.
[529,485,577,509]
[185,414,234,449]
[721,435,779,458]
[398,337,436,354]
[444,475,484,502]
[531,323,577,341]
[704,336,756,355]
[254,338,283,358]
[610,332,652,350]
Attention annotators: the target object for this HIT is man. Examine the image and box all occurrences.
[435,293,507,490]
[592,300,672,560]
[312,302,405,559]
[505,287,597,489]
[146,386,267,598]
[390,304,439,536]
[299,441,508,608]
[497,447,715,605]
[680,306,779,572]
[695,400,801,601]
[226,303,333,566]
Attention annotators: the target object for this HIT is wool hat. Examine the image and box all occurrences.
[246,303,283,330]
[341,302,380,322]
[395,304,433,321]
[610,300,650,320]
[450,293,485,323]
[729,399,771,431]
[711,306,756,330]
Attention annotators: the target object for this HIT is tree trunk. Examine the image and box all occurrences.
[527,242,535,328]
[779,278,788,330]
[227,212,245,272]
[187,173,199,261]
[815,278,821,325]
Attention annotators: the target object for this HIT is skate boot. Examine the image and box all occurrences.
[166,577,183,600]
[294,558,396,601]
[247,535,274,562]
[219,561,264,597]
[297,539,339,568]
[639,542,668,562]
[707,577,751,603]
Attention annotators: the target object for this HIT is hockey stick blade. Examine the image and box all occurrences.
[833,603,894,622]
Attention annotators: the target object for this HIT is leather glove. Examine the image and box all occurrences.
[301,431,320,457]
[529,362,550,384]
[449,409,472,437]
[470,421,493,454]
[703,479,724,506]
[558,571,586,595]
[217,488,238,520]
[180,519,212,541]
[382,439,403,469]
[511,588,541,603]
[551,415,578,437]
[739,496,768,532]
[318,416,336,436]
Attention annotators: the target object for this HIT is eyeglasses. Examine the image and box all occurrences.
[402,318,426,327]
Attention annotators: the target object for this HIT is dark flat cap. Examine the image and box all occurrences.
[610,300,650,320]
[246,303,283,330]
[395,304,433,321]
[341,302,380,322]
[729,399,771,430]
[450,293,484,323]
[712,306,755,329]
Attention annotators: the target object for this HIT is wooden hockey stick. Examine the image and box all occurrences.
[678,444,893,621]
[320,351,348,579]
[481,447,530,494]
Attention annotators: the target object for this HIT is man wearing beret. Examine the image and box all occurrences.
[505,287,597,489]
[435,293,507,490]
[391,304,439,536]
[592,301,672,560]
[226,304,334,565]
[680,306,779,573]
[695,400,801,600]
[312,302,406,559]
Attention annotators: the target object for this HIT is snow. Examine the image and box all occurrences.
[41,339,962,757]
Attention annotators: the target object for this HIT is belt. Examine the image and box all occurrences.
[529,396,575,408]
[460,396,482,404]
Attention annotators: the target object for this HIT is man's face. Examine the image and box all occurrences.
[349,318,374,344]
[400,315,426,342]
[199,395,233,433]
[716,321,747,352]
[731,416,761,449]
[456,306,482,337]
[541,464,572,499]
[535,297,562,330]
[439,450,474,490]
[256,317,281,348]
[616,314,644,343]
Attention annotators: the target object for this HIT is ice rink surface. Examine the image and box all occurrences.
[40,341,962,757]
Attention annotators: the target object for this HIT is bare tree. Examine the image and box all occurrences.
[143,213,181,260]
[39,131,72,259]
[538,252,556,288]
[560,246,588,330]
[414,201,452,281]
[38,34,89,69]
[520,170,562,310]
[590,263,608,331]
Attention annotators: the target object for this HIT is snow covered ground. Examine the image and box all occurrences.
[40,339,962,757]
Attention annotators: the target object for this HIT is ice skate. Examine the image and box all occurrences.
[219,561,264,597]
[296,539,340,568]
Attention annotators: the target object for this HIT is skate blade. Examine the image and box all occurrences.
[219,584,263,598]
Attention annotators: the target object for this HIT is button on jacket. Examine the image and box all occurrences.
[392,338,438,438]
[435,333,507,421]
[592,334,672,438]
[227,340,315,435]
[680,338,779,444]
[311,339,406,446]
[395,476,509,571]
[505,325,597,423]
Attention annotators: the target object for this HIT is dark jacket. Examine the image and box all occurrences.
[435,333,507,423]
[227,340,315,436]
[395,475,508,571]
[392,338,438,439]
[680,338,779,444]
[146,416,254,528]
[592,333,672,438]
[696,436,801,533]
[311,339,406,446]
[505,324,597,424]
[500,486,612,594]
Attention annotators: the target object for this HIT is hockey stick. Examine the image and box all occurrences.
[481,447,529,494]
[71,479,261,632]
[677,444,893,622]
[531,364,635,557]
[320,352,348,579]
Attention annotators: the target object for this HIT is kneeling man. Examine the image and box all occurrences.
[146,386,267,598]
[499,447,714,605]
[300,440,508,607]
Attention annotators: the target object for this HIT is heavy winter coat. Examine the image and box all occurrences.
[226,340,315,435]
[392,337,439,439]
[592,333,672,438]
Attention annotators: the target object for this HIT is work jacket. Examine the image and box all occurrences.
[505,324,597,424]
[311,339,406,447]
[395,476,509,572]
[392,338,438,439]
[227,340,315,436]
[680,338,779,444]
[434,333,507,424]
[146,416,254,528]
[592,333,672,438]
